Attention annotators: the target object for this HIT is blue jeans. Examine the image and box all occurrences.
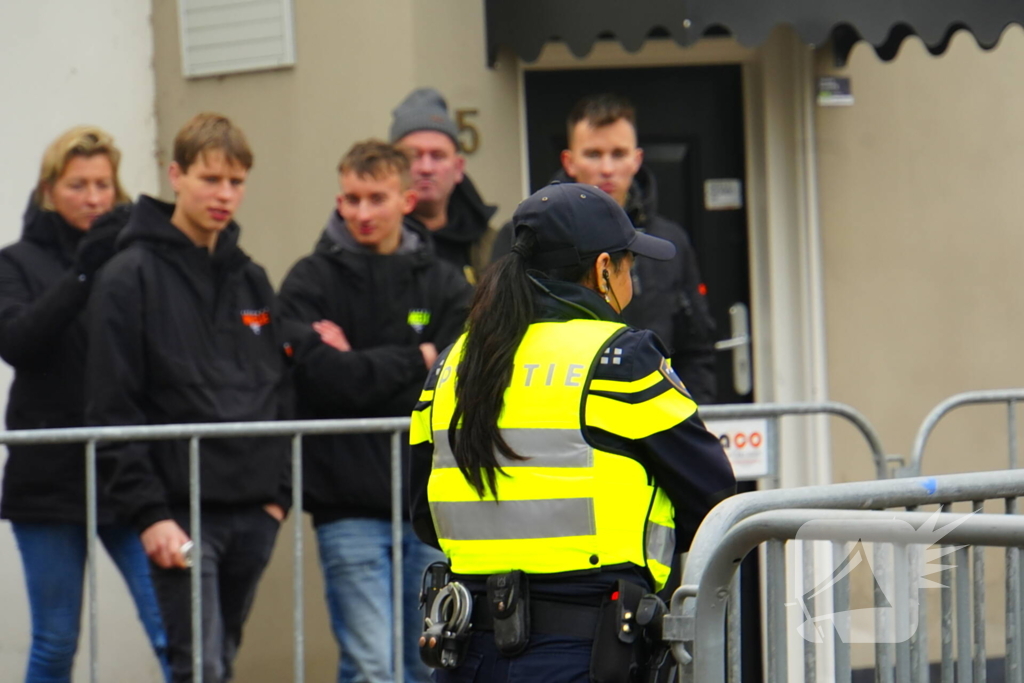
[12,522,171,683]
[316,518,444,683]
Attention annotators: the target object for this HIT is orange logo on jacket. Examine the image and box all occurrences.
[241,309,270,336]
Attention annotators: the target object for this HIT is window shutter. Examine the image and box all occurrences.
[178,0,296,78]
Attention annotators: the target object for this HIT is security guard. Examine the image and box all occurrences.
[409,182,736,682]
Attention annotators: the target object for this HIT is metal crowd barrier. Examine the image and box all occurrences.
[666,468,1024,683]
[0,417,411,683]
[700,401,889,482]
[0,402,887,683]
[907,389,1024,477]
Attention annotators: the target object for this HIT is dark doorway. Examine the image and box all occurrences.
[524,65,761,682]
[523,65,753,405]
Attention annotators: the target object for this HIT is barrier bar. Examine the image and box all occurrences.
[671,469,1024,681]
[909,390,1024,476]
[691,509,1024,683]
[701,401,887,479]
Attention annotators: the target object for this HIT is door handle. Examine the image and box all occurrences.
[714,303,752,396]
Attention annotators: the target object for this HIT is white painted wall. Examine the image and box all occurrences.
[0,1,161,680]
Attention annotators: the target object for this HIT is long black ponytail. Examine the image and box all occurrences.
[449,230,630,499]
[447,232,538,498]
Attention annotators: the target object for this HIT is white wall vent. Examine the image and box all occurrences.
[178,0,296,78]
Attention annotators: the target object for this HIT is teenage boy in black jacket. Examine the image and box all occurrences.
[279,140,471,683]
[491,94,718,403]
[86,113,292,683]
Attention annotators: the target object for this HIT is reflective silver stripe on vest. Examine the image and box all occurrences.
[432,429,593,470]
[432,498,596,541]
[646,521,675,568]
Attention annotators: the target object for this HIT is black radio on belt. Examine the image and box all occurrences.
[486,570,531,656]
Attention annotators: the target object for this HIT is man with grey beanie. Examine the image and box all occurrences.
[390,87,496,283]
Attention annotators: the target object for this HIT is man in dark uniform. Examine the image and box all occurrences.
[389,87,497,284]
[492,94,718,403]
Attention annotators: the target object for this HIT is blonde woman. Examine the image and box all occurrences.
[0,127,169,682]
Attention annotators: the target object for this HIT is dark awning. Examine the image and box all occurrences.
[485,0,1021,67]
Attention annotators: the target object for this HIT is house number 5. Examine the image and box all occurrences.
[455,108,480,154]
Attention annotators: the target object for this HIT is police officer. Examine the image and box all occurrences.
[409,182,736,682]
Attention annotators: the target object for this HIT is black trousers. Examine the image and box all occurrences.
[435,631,592,683]
[149,506,280,683]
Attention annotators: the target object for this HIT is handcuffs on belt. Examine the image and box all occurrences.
[419,562,473,669]
[419,561,672,682]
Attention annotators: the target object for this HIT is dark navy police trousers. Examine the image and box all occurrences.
[434,632,592,683]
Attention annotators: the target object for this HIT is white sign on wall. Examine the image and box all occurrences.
[704,418,771,480]
[703,178,744,211]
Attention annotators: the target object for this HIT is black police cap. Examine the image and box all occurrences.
[511,182,676,269]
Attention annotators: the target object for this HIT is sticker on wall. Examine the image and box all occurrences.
[817,76,853,107]
[704,179,744,211]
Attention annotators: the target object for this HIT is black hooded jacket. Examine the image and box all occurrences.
[406,174,496,279]
[85,196,292,533]
[0,202,103,523]
[279,212,472,526]
[491,167,718,403]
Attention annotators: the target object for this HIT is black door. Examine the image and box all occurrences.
[525,65,761,683]
[524,65,752,405]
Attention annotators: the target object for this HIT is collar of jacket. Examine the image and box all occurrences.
[19,193,85,263]
[531,278,624,324]
[406,173,497,246]
[317,211,435,267]
[118,195,249,269]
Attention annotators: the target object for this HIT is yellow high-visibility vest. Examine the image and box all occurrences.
[412,319,687,590]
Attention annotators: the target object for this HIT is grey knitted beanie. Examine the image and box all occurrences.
[389,88,460,147]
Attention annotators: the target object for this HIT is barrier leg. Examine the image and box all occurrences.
[727,568,741,683]
[875,542,894,683]
[833,541,852,683]
[86,440,99,683]
[803,543,817,683]
[941,503,954,683]
[190,437,203,683]
[955,545,973,683]
[292,434,304,683]
[906,505,925,683]
[973,502,986,683]
[765,540,787,683]
[391,431,404,683]
[894,543,911,682]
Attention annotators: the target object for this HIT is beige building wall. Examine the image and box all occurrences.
[153,0,1024,673]
[150,1,521,679]
[816,27,1024,662]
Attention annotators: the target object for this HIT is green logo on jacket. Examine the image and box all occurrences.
[408,309,431,333]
